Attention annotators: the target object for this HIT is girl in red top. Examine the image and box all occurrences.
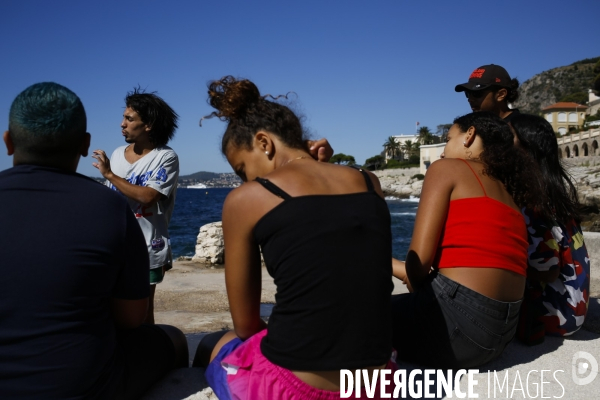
[392,112,548,368]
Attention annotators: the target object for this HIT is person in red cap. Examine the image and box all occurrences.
[455,64,521,122]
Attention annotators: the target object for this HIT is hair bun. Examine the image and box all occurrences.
[207,76,261,119]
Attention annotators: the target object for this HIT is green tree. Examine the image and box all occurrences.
[382,136,400,159]
[329,153,356,166]
[436,124,452,142]
[560,92,588,104]
[401,140,415,157]
[365,155,385,170]
[417,126,434,145]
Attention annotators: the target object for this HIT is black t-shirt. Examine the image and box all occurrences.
[0,165,149,399]
[503,108,521,123]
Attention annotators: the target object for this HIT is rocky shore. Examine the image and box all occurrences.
[374,162,600,232]
[566,163,600,231]
[372,167,423,198]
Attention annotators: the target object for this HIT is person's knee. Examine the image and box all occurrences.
[156,324,189,368]
[192,330,230,368]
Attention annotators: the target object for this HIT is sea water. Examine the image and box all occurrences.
[170,188,417,260]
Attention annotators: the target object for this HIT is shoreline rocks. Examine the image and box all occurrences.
[373,167,423,198]
[373,162,600,233]
[192,222,224,264]
[190,163,600,263]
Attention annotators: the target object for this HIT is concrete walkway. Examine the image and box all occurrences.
[142,232,600,399]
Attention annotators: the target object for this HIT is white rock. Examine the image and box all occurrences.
[192,222,224,264]
[411,180,424,190]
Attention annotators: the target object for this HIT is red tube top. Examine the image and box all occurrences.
[435,159,528,276]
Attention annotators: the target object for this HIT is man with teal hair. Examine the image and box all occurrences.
[0,82,188,399]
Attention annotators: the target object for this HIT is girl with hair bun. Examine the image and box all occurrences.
[391,112,547,368]
[195,76,395,399]
[511,114,590,342]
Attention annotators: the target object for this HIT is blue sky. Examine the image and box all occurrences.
[1,0,598,176]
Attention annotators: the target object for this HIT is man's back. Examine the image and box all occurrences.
[0,165,148,399]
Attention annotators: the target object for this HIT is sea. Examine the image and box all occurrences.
[170,188,418,260]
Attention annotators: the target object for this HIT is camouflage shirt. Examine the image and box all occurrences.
[523,208,590,336]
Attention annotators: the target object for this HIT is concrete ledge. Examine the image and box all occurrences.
[393,329,600,399]
[584,231,600,267]
[143,315,600,399]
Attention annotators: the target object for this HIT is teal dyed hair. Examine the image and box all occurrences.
[9,82,87,159]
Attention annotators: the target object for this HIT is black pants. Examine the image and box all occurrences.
[112,324,177,400]
[391,272,521,369]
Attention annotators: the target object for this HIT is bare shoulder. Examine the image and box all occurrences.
[223,182,265,212]
[361,169,385,198]
[328,164,385,197]
[222,181,282,225]
[420,159,464,194]
[427,158,466,174]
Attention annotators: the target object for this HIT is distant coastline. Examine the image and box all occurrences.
[178,171,241,189]
[88,171,242,189]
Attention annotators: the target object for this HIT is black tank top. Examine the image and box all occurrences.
[254,169,393,371]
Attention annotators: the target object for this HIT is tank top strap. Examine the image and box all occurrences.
[351,166,375,192]
[457,159,487,197]
[254,177,292,200]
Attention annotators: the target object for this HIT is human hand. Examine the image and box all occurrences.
[92,150,113,178]
[307,138,333,162]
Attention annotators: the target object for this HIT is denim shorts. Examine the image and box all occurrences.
[391,272,521,369]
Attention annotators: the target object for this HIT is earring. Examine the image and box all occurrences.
[265,151,270,155]
[463,141,467,146]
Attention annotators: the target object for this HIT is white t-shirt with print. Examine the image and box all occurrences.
[107,145,179,269]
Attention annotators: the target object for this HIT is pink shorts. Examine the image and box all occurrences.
[220,330,396,400]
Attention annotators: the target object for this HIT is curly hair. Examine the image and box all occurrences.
[510,114,581,223]
[453,112,549,214]
[125,87,178,147]
[204,76,306,154]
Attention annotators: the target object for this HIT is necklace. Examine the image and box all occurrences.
[281,156,311,167]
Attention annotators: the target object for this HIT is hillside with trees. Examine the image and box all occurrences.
[513,57,600,115]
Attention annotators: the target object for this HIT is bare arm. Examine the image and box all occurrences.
[392,258,415,292]
[92,149,164,206]
[111,298,149,329]
[392,258,406,280]
[222,187,267,340]
[404,160,455,291]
